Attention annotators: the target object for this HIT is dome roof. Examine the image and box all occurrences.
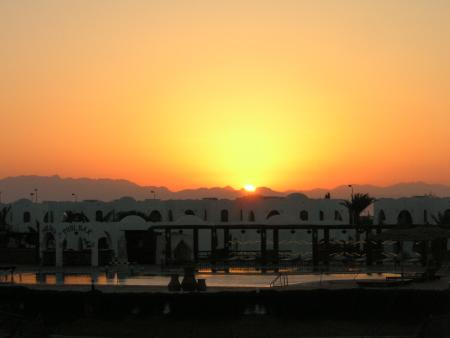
[113,196,136,203]
[119,214,146,225]
[286,193,309,200]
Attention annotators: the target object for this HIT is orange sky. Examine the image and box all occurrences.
[1,0,449,191]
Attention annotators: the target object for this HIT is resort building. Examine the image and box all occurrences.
[0,195,449,268]
[374,196,450,226]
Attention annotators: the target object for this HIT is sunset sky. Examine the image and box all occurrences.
[1,0,449,191]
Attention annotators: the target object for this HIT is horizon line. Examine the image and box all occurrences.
[1,174,450,193]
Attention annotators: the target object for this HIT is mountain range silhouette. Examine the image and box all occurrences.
[0,175,449,203]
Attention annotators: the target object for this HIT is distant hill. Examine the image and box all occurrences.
[0,175,449,203]
[299,182,450,199]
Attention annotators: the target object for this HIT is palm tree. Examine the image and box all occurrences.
[429,211,450,267]
[0,206,12,248]
[0,206,11,231]
[62,211,90,223]
[341,193,375,226]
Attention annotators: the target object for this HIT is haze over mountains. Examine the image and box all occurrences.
[0,176,450,203]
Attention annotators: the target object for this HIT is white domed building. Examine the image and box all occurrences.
[1,194,449,268]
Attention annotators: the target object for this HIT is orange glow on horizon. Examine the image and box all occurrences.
[1,1,450,191]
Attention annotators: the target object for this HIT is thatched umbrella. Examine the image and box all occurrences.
[371,227,450,267]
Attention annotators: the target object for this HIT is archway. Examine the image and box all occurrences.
[44,232,55,250]
[96,210,103,222]
[149,210,162,222]
[440,209,450,225]
[115,210,147,222]
[445,210,450,222]
[378,210,386,225]
[267,210,280,219]
[300,210,309,221]
[98,237,110,249]
[396,210,414,258]
[42,232,56,266]
[125,229,158,264]
[98,233,113,265]
[23,211,31,223]
[220,210,229,222]
[248,211,255,222]
[397,210,413,226]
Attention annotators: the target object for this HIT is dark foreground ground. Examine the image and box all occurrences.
[1,286,449,338]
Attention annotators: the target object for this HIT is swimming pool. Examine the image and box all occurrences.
[0,271,397,288]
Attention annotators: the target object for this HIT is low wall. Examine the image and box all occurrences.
[0,287,449,320]
[1,287,450,337]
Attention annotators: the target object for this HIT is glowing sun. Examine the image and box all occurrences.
[244,184,256,192]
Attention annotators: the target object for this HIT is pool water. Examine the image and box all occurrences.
[0,271,397,288]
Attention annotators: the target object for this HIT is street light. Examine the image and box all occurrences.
[72,193,78,203]
[34,188,38,203]
[150,190,156,200]
[30,192,34,202]
[348,185,354,225]
[348,184,354,199]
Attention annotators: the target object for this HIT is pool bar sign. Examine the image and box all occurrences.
[62,224,92,235]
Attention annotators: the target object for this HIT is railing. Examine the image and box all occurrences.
[269,272,289,288]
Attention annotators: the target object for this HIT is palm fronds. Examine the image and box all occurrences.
[0,206,12,230]
[341,193,375,225]
[62,210,90,223]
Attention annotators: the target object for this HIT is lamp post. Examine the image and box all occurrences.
[348,184,354,199]
[30,192,34,202]
[34,188,38,203]
[348,185,354,225]
[72,193,78,203]
[150,190,156,200]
